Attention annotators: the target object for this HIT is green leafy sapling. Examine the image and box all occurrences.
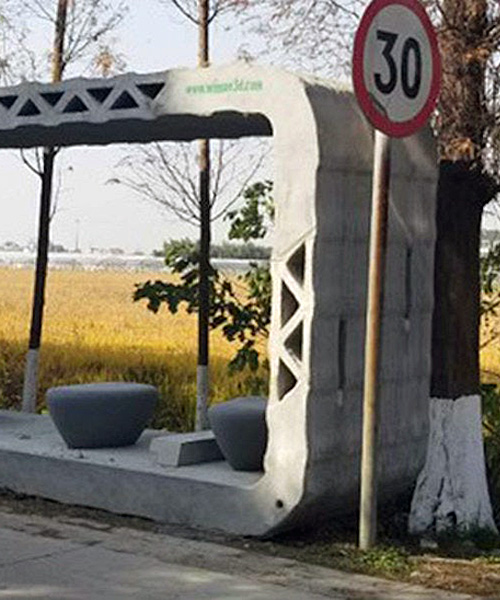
[134,181,274,374]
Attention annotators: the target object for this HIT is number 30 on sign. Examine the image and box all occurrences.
[353,0,441,138]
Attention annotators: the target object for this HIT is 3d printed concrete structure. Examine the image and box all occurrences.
[0,64,437,535]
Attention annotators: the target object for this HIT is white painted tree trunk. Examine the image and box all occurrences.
[409,395,497,534]
[21,348,40,413]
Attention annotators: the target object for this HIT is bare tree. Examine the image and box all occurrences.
[0,3,36,83]
[112,134,268,429]
[113,140,266,227]
[151,0,250,430]
[232,0,365,77]
[21,0,68,413]
[0,1,127,82]
[157,0,236,23]
[0,0,128,413]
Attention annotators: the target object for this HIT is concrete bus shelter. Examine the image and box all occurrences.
[0,63,437,535]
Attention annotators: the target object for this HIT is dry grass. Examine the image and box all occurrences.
[0,267,267,430]
[482,339,500,387]
[481,295,500,384]
[410,555,500,597]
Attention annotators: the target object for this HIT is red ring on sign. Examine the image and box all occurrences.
[352,0,441,137]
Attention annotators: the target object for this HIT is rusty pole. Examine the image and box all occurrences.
[359,130,392,550]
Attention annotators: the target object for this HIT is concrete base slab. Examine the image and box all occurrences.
[150,431,224,467]
[0,411,267,534]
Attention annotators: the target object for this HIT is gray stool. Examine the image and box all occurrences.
[208,396,267,471]
[47,382,158,449]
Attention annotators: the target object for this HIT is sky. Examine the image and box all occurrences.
[0,1,266,254]
[1,1,498,254]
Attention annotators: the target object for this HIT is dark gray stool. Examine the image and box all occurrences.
[47,382,158,449]
[208,396,267,472]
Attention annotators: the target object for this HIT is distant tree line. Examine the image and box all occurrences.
[153,239,271,261]
[0,240,68,253]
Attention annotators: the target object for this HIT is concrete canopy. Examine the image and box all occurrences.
[0,67,272,147]
[0,63,437,535]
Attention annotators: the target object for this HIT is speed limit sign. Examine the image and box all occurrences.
[354,0,441,550]
[353,0,441,137]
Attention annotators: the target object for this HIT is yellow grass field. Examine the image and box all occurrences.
[0,267,268,431]
[481,314,500,385]
[2,265,499,430]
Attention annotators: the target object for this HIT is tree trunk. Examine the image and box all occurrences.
[195,0,211,430]
[196,137,211,430]
[22,149,56,412]
[21,0,67,413]
[431,162,483,398]
[409,161,497,534]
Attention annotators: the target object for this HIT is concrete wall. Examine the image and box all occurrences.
[0,64,437,534]
[302,91,436,518]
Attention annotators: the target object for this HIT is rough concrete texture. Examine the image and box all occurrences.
[0,508,477,600]
[150,431,223,467]
[0,412,265,534]
[0,63,438,534]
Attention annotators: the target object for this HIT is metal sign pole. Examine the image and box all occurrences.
[359,130,392,550]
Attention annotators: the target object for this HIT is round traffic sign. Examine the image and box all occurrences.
[353,0,441,137]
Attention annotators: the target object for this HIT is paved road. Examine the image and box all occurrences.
[0,507,475,600]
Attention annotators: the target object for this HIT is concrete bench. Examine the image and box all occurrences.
[208,396,267,472]
[47,382,158,449]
